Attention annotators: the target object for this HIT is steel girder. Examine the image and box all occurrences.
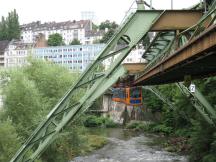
[142,31,175,70]
[143,86,191,121]
[10,3,163,162]
[176,82,216,126]
[143,86,176,110]
[134,2,216,127]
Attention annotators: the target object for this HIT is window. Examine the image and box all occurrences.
[73,30,78,39]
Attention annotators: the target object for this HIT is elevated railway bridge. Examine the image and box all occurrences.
[10,0,216,161]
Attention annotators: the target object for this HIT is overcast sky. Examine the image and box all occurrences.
[0,0,201,25]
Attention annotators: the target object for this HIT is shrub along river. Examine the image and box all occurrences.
[71,128,188,162]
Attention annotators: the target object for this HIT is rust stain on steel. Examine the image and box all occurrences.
[135,25,216,84]
[123,63,146,74]
[151,10,203,31]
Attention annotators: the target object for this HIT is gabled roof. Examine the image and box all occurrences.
[21,20,92,31]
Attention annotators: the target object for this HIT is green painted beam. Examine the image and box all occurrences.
[10,2,163,161]
[176,83,216,126]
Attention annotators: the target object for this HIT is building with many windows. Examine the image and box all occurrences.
[20,20,92,45]
[0,40,10,67]
[103,47,146,70]
[2,39,145,72]
[33,44,105,71]
[4,40,34,68]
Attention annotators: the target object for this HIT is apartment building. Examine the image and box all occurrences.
[4,40,34,68]
[20,20,92,45]
[0,40,10,67]
[33,44,105,71]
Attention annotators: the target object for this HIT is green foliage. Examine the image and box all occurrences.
[189,119,216,162]
[0,9,20,40]
[86,135,107,150]
[84,115,103,127]
[142,88,163,113]
[0,59,81,161]
[7,9,20,40]
[202,154,216,162]
[41,126,107,162]
[48,33,64,46]
[141,78,216,161]
[0,59,109,162]
[0,17,8,40]
[3,70,42,139]
[24,58,77,110]
[42,127,87,162]
[99,20,118,43]
[174,128,192,138]
[104,118,118,128]
[0,119,21,162]
[126,121,150,131]
[92,23,98,30]
[100,29,116,43]
[70,38,81,45]
[84,115,117,128]
[149,124,173,135]
[99,20,118,30]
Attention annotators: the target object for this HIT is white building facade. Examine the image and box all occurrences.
[34,44,104,71]
[21,20,92,45]
[103,47,146,70]
[4,40,33,68]
[3,40,145,72]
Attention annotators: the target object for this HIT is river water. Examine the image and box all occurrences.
[71,128,188,162]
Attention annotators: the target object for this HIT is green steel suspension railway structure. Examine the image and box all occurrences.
[10,1,216,161]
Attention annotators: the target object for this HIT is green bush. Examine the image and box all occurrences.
[0,119,21,162]
[84,115,103,127]
[202,154,216,162]
[104,118,118,128]
[149,124,173,135]
[0,59,82,162]
[126,121,151,131]
[83,115,117,128]
[174,128,191,138]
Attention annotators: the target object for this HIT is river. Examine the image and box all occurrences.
[71,128,188,162]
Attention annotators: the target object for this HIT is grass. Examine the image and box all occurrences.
[78,134,108,155]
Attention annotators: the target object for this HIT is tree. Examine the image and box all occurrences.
[1,59,81,162]
[3,70,43,139]
[0,9,20,41]
[0,119,21,162]
[99,20,118,30]
[7,9,21,40]
[70,38,81,45]
[0,17,8,40]
[48,33,64,46]
[99,20,118,43]
[100,28,116,43]
[24,58,78,109]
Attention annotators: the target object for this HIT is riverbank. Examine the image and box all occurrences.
[125,121,190,155]
[71,128,188,162]
[78,134,108,155]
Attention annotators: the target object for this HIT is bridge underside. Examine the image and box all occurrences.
[134,25,216,85]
